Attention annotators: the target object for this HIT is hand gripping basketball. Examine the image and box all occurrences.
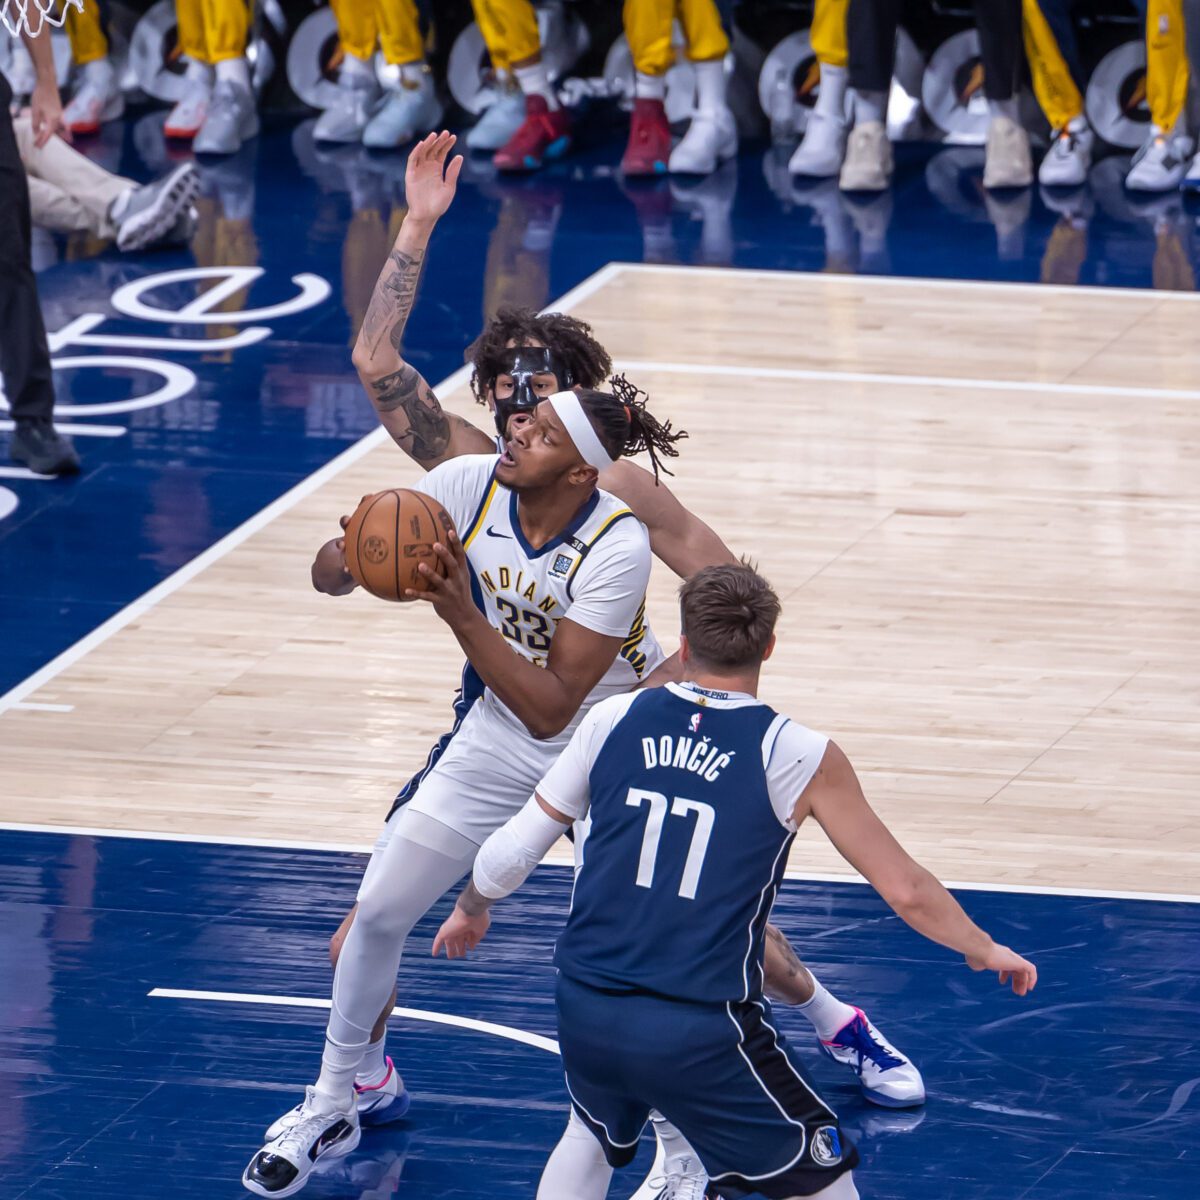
[341,489,455,602]
[405,530,476,629]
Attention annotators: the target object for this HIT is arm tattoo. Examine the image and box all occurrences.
[457,879,493,917]
[371,366,452,464]
[361,247,426,358]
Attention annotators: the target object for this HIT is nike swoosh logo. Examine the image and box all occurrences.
[486,526,511,539]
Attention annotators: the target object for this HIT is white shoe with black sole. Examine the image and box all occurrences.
[243,1086,359,1198]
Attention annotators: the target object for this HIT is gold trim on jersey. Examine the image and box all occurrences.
[564,506,635,591]
[462,480,501,550]
[620,596,649,678]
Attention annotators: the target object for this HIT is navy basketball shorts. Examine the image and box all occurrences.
[555,973,859,1199]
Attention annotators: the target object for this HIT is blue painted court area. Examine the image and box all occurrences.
[3,113,1200,697]
[2,829,1197,1199]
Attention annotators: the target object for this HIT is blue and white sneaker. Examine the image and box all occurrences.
[819,1008,925,1109]
[354,1056,412,1126]
[264,1058,410,1141]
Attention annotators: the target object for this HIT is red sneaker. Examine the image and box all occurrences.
[493,95,572,172]
[621,97,671,176]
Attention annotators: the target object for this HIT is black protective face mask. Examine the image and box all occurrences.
[492,346,573,436]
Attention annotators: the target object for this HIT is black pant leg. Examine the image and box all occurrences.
[847,0,903,93]
[0,75,56,424]
[974,0,1024,101]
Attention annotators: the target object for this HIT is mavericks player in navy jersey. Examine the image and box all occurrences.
[435,564,1038,1199]
[311,135,925,1151]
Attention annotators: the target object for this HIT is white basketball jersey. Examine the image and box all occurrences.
[420,454,663,732]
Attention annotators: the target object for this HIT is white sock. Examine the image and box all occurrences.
[693,58,726,115]
[537,1110,612,1200]
[635,71,666,102]
[515,60,558,110]
[988,96,1019,124]
[815,61,848,120]
[184,58,214,86]
[398,61,428,89]
[82,56,115,87]
[355,1036,389,1087]
[649,1113,704,1178]
[215,56,251,92]
[315,1031,367,1108]
[340,51,374,83]
[796,974,858,1041]
[852,88,886,127]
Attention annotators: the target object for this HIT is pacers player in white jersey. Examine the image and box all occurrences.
[434,564,1038,1200]
[242,375,690,1194]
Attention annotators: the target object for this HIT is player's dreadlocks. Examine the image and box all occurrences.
[578,375,688,484]
[466,307,612,405]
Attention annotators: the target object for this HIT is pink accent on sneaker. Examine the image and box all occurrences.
[821,1005,867,1047]
[353,1056,394,1093]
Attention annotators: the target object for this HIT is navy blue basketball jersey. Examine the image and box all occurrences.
[541,683,829,1004]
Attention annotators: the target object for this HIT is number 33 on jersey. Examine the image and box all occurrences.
[419,454,660,701]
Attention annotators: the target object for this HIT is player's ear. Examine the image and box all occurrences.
[569,463,600,487]
[761,634,777,663]
[679,635,691,670]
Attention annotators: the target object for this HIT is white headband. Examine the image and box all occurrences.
[547,391,614,471]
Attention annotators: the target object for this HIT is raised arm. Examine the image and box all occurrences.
[798,742,1038,996]
[351,132,493,468]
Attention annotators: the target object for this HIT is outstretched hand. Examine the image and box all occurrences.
[967,944,1038,996]
[404,131,463,224]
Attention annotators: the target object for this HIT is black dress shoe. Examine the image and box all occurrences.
[10,419,81,476]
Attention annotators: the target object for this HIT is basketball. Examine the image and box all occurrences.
[342,489,454,602]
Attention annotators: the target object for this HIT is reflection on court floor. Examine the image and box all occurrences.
[3,829,1197,1200]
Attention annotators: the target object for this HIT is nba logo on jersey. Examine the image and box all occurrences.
[689,712,702,733]
[550,552,573,578]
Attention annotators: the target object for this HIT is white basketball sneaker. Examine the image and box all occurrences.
[1038,117,1094,188]
[466,87,527,151]
[1126,124,1195,192]
[64,58,124,135]
[314,72,379,144]
[265,1057,410,1140]
[164,72,213,140]
[362,71,444,150]
[244,1087,359,1198]
[839,121,892,191]
[668,107,738,175]
[788,110,848,178]
[626,1134,710,1200]
[819,1007,925,1109]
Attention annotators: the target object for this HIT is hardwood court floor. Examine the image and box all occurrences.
[2,265,1197,896]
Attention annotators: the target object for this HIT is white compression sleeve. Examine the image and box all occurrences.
[473,796,567,899]
[537,1109,613,1200]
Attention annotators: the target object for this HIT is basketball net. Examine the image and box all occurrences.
[1,0,81,39]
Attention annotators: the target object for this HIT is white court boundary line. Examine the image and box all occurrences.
[0,262,624,717]
[2,821,1196,905]
[614,358,1200,402]
[148,988,560,1054]
[608,260,1200,303]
